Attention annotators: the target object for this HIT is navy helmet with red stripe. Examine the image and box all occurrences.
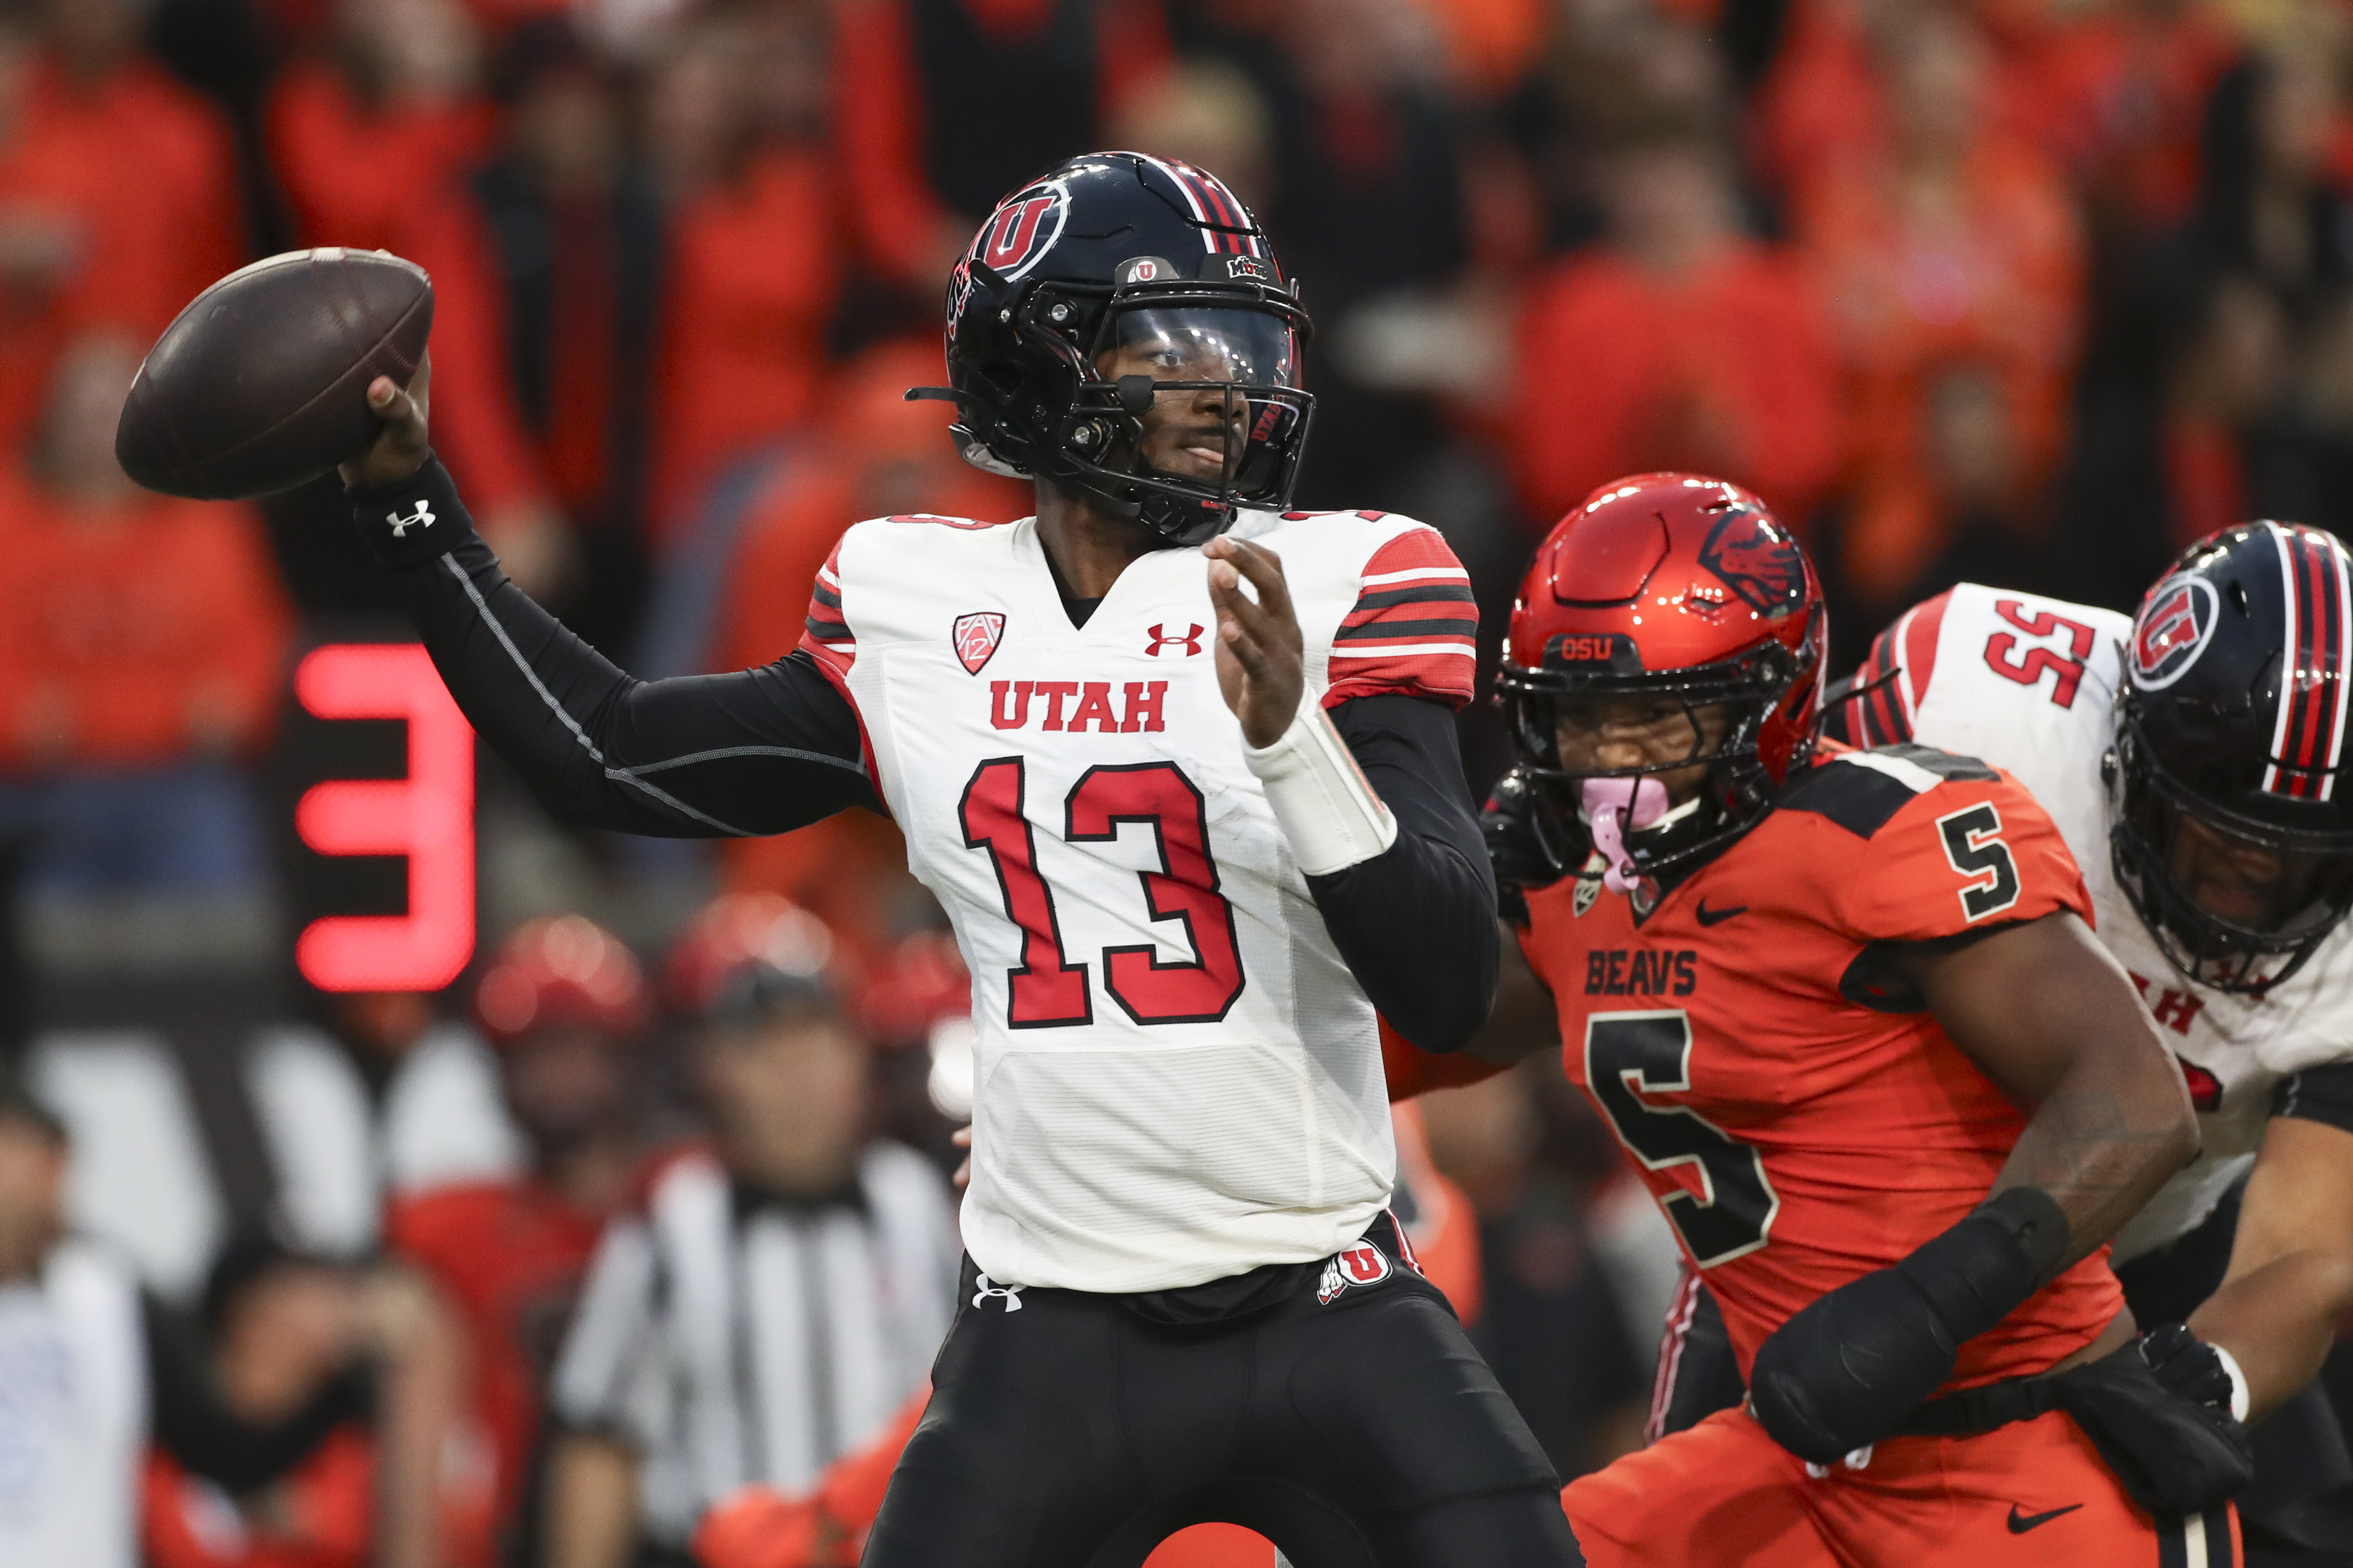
[917,152,1314,546]
[2115,521,2353,991]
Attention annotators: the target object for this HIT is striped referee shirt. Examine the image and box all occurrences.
[549,1142,958,1545]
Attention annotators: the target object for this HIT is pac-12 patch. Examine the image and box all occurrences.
[1316,1242,1393,1305]
[953,612,1006,676]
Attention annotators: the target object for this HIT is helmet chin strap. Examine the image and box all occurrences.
[1581,777,1678,893]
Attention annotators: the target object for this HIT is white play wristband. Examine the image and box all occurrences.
[1243,688,1398,877]
[2211,1343,2251,1422]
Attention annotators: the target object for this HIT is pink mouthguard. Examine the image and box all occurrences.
[1582,776,1669,893]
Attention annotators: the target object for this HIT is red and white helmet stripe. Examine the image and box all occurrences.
[2263,521,2353,801]
[1126,151,1266,258]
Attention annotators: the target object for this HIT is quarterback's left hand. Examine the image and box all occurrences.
[1204,535,1304,748]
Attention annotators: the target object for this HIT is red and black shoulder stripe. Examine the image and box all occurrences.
[797,538,856,681]
[1325,527,1478,709]
[1825,591,1951,748]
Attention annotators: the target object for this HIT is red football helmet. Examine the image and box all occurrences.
[474,915,649,1047]
[1498,473,1826,880]
[664,892,840,1021]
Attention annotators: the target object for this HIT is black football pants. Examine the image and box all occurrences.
[861,1225,1583,1568]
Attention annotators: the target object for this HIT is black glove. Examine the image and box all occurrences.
[2053,1324,2253,1515]
[1482,768,1555,928]
[1750,1188,2070,1463]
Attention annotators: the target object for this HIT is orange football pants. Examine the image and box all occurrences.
[1564,1405,2242,1567]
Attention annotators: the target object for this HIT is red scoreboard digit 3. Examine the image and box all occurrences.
[286,643,474,992]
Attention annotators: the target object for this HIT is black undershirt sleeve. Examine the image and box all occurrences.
[1314,696,1500,1054]
[2273,1062,2353,1135]
[348,458,878,836]
[144,1295,374,1494]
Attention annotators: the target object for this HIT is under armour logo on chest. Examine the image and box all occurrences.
[1146,622,1204,657]
[385,500,437,538]
[971,1273,1024,1312]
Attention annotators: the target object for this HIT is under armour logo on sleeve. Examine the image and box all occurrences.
[972,1273,1024,1312]
[386,500,437,538]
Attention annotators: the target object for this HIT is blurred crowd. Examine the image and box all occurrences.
[4,0,2353,1561]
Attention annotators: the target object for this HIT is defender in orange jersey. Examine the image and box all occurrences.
[1484,474,2250,1565]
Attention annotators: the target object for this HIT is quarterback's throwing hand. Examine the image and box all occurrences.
[1204,535,1304,748]
[338,354,434,491]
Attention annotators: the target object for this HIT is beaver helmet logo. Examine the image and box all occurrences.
[1699,507,1806,618]
[2131,576,2218,690]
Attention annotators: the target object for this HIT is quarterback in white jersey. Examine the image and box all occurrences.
[332,152,1579,1566]
[1823,525,2353,1551]
[801,503,1473,1292]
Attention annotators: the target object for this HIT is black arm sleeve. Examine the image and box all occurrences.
[1310,695,1500,1054]
[143,1295,375,1494]
[348,457,879,837]
[2274,1062,2353,1135]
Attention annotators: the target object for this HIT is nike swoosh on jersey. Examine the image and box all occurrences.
[2006,1503,2083,1534]
[1694,899,1748,927]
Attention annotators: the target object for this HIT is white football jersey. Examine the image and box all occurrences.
[1845,581,2353,1258]
[799,508,1476,1292]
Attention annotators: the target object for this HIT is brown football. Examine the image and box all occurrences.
[115,248,433,500]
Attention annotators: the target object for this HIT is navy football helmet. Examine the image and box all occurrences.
[2114,522,2353,990]
[918,152,1314,546]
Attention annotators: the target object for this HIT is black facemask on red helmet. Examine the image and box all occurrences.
[1498,474,1826,886]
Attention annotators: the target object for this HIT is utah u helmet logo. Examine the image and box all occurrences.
[971,184,1069,282]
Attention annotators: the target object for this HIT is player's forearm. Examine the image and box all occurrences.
[1993,1055,2195,1266]
[2188,1249,2353,1420]
[1309,696,1499,1052]
[352,459,873,837]
[1913,916,2196,1265]
[2187,1108,2353,1420]
[353,459,663,823]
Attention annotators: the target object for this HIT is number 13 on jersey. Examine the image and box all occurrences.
[960,756,1248,1028]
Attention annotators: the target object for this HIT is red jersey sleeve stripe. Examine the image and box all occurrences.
[798,541,856,675]
[790,541,883,810]
[1325,527,1479,709]
[1897,589,1950,720]
[1846,625,1909,747]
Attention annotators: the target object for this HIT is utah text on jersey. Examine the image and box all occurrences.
[797,508,1475,1294]
[1835,576,2353,1259]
